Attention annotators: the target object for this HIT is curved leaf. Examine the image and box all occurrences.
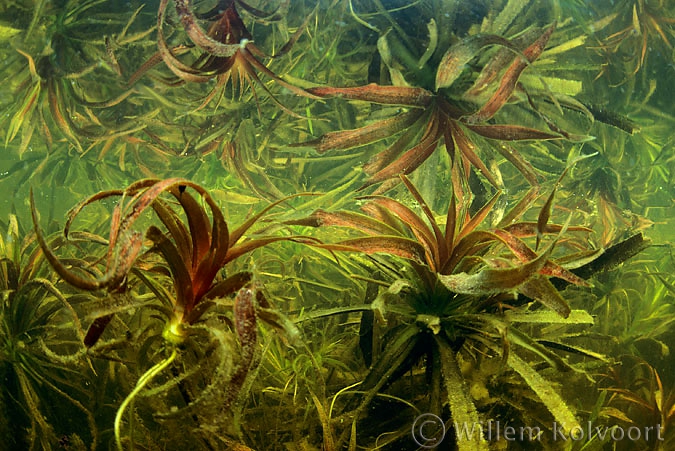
[435,34,520,91]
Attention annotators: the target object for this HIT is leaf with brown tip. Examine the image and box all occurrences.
[463,23,556,124]
[439,241,553,295]
[435,34,520,91]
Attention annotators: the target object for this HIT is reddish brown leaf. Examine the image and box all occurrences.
[157,0,214,82]
[491,229,589,287]
[445,230,498,274]
[360,202,410,234]
[286,210,401,236]
[467,28,543,96]
[463,23,556,124]
[444,189,457,260]
[363,114,427,174]
[400,174,449,264]
[203,271,252,302]
[31,190,141,292]
[362,114,442,187]
[84,315,114,348]
[435,34,519,91]
[449,121,500,188]
[456,191,502,242]
[335,236,427,264]
[151,199,194,270]
[362,196,439,270]
[307,83,434,107]
[299,110,422,153]
[174,0,242,57]
[243,46,317,97]
[146,226,195,313]
[170,187,217,270]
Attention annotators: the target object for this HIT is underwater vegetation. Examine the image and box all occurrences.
[0,0,673,450]
[295,23,565,192]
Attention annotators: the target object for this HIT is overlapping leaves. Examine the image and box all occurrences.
[297,23,564,190]
[31,178,314,345]
[292,174,591,317]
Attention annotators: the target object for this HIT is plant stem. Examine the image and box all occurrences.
[115,348,178,451]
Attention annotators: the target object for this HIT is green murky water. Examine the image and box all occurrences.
[0,1,673,450]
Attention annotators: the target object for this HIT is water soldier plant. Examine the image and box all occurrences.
[0,216,95,450]
[2,0,145,156]
[288,172,612,449]
[130,0,317,115]
[30,178,310,448]
[295,22,577,192]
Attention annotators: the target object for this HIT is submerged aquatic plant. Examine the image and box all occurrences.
[0,0,668,449]
[597,0,675,79]
[130,0,316,115]
[1,0,146,155]
[30,178,310,448]
[290,174,604,449]
[296,23,568,191]
[603,357,675,450]
[0,216,95,450]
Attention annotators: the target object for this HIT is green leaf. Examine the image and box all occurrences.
[504,310,594,325]
[518,275,571,318]
[507,352,581,433]
[438,243,552,296]
[435,34,518,91]
[436,337,489,451]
